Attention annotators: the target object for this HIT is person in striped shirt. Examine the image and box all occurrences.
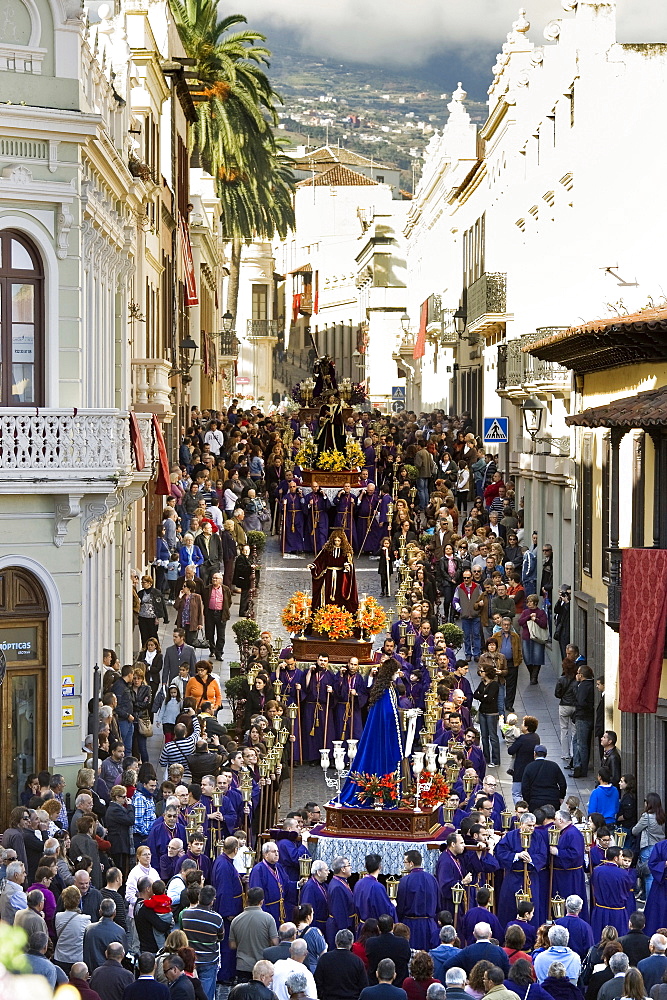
[181,884,225,1000]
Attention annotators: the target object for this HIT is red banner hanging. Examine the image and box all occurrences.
[413,300,428,359]
[152,414,171,495]
[129,412,145,472]
[179,215,199,307]
[618,547,667,713]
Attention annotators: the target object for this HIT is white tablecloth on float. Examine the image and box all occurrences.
[306,832,442,874]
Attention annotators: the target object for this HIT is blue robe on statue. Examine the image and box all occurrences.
[334,672,369,742]
[396,867,439,950]
[353,875,395,922]
[326,875,358,947]
[435,849,467,915]
[300,876,330,936]
[146,817,187,864]
[646,841,667,935]
[249,859,294,930]
[461,906,505,947]
[283,493,305,553]
[496,828,547,930]
[305,491,330,554]
[591,861,636,938]
[552,823,589,920]
[339,685,403,807]
[212,852,244,981]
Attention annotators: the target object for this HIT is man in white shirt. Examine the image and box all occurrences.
[206,500,224,530]
[272,939,318,1000]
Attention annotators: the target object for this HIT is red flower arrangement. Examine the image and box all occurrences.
[349,771,400,807]
[415,771,449,809]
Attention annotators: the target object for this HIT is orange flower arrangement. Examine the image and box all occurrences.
[312,603,355,640]
[357,596,387,636]
[281,591,312,634]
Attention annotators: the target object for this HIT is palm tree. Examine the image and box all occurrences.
[169,0,295,320]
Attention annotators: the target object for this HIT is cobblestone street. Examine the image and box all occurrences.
[150,533,595,817]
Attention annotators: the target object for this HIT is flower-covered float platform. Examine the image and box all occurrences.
[282,594,385,664]
[321,773,449,841]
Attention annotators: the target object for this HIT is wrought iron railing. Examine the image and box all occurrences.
[218,332,239,357]
[246,319,279,339]
[467,272,507,326]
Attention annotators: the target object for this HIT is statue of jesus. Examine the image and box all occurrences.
[308,531,358,615]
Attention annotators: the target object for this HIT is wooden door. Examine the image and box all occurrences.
[0,569,48,828]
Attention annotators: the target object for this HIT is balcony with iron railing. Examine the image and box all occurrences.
[246,319,279,340]
[218,332,240,358]
[522,327,571,395]
[466,272,507,336]
[497,331,571,400]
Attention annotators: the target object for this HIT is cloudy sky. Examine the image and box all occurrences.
[244,0,667,78]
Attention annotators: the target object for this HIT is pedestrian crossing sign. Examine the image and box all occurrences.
[392,386,406,400]
[483,416,509,443]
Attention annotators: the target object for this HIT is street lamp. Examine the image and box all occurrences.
[179,336,198,379]
[522,396,544,441]
[221,311,234,334]
[400,312,410,335]
[454,306,467,336]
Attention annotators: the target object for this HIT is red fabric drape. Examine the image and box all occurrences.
[152,414,171,495]
[413,300,428,359]
[292,293,302,323]
[618,547,667,713]
[129,412,145,472]
[179,215,199,307]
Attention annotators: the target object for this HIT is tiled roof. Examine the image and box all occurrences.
[297,164,379,187]
[566,383,667,429]
[291,145,392,170]
[525,306,667,375]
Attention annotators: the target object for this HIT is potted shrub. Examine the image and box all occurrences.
[441,622,464,650]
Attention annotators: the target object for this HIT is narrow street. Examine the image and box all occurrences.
[152,534,595,815]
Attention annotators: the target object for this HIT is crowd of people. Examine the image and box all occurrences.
[1,401,665,1000]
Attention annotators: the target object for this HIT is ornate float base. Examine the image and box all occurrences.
[301,469,361,488]
[292,634,373,664]
[321,804,444,840]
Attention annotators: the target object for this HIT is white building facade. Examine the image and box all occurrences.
[403,0,667,604]
[0,0,229,816]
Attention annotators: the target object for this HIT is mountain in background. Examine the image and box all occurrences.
[257,27,492,194]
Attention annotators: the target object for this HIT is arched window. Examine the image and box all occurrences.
[0,230,44,406]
